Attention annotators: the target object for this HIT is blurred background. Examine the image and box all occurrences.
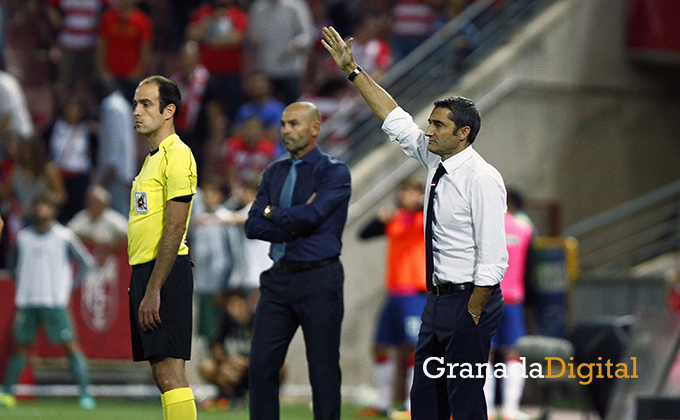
[0,0,679,419]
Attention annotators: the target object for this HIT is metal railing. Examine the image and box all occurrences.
[564,179,680,273]
[320,0,560,166]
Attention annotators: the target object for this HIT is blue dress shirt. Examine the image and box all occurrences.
[245,147,351,262]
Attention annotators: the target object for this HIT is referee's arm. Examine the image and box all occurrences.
[138,198,191,332]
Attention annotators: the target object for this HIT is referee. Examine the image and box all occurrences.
[128,75,198,420]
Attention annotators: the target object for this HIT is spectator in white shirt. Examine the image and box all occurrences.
[323,26,508,420]
[44,97,98,223]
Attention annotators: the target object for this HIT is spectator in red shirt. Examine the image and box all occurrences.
[96,0,153,101]
[187,0,247,121]
[221,115,276,191]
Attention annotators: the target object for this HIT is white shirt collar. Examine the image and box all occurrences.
[439,145,474,174]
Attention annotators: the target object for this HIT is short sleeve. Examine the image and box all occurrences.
[164,146,197,201]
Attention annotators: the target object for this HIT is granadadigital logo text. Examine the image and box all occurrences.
[423,356,638,385]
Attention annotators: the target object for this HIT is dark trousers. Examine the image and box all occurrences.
[411,286,503,420]
[249,261,344,420]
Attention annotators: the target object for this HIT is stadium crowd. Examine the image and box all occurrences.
[0,0,484,266]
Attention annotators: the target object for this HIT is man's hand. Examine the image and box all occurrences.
[467,285,495,326]
[321,26,357,75]
[320,26,398,122]
[138,288,161,331]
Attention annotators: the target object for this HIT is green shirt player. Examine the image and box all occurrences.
[128,75,198,420]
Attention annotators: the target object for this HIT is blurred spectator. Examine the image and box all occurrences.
[4,1,55,130]
[187,0,248,121]
[96,0,153,101]
[0,66,35,151]
[484,209,534,420]
[95,78,135,216]
[223,180,268,296]
[356,175,427,417]
[170,40,220,178]
[221,115,276,190]
[46,0,105,96]
[4,138,66,230]
[199,287,254,409]
[233,73,285,145]
[308,9,392,93]
[299,76,355,158]
[247,0,315,104]
[67,185,127,333]
[507,187,536,234]
[68,185,127,265]
[434,0,481,72]
[345,10,393,81]
[390,0,439,62]
[43,96,97,223]
[4,0,55,82]
[189,179,236,341]
[0,193,96,410]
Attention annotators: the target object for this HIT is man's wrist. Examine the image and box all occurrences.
[347,66,363,82]
[343,61,359,76]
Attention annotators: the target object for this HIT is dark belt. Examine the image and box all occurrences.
[273,257,339,273]
[429,282,474,296]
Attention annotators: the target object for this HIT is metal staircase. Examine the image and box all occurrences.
[564,179,680,274]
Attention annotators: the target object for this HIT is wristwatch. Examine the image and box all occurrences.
[263,205,273,218]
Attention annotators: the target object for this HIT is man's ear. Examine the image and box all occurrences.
[458,125,471,141]
[164,104,176,120]
[311,120,321,137]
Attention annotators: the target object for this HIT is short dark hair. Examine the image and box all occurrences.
[140,75,182,121]
[433,96,481,144]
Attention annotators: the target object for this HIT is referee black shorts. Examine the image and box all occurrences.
[129,254,193,362]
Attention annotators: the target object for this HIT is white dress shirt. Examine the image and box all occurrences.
[382,107,508,287]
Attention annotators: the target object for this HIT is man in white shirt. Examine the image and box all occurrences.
[323,27,508,420]
[0,194,96,410]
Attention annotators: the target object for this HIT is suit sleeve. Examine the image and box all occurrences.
[245,165,294,243]
[269,162,351,233]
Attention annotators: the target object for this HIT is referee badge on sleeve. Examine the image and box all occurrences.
[134,192,148,214]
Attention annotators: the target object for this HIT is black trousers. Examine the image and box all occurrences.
[249,260,344,420]
[411,286,504,420]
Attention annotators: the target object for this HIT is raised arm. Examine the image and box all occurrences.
[321,26,398,122]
